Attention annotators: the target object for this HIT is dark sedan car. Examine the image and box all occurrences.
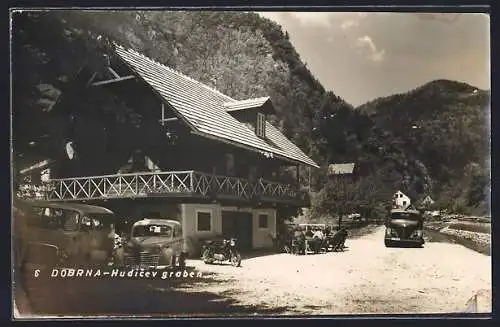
[121,218,187,270]
[384,209,425,247]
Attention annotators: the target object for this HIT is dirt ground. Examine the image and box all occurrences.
[16,226,491,317]
[178,226,491,315]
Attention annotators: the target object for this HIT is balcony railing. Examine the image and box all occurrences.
[43,170,308,205]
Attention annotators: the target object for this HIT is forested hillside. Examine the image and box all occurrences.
[357,80,490,215]
[12,10,490,219]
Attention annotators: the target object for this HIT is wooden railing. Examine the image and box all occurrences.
[43,171,308,205]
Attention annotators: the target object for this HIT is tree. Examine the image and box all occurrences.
[467,172,490,207]
[312,175,361,227]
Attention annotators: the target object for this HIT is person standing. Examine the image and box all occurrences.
[107,224,123,266]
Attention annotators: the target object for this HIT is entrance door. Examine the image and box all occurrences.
[221,211,253,252]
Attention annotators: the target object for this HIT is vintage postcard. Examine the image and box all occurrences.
[10,8,491,319]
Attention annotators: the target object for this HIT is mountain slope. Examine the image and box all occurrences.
[357,80,490,213]
[12,11,490,216]
[12,11,338,167]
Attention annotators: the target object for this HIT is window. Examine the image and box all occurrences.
[132,224,173,237]
[32,208,80,232]
[196,211,212,232]
[258,213,268,229]
[403,201,407,206]
[256,113,266,138]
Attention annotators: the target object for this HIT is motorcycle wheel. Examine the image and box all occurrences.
[202,249,214,264]
[230,252,242,267]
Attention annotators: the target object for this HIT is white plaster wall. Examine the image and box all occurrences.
[179,204,277,256]
[393,192,411,209]
[252,208,276,249]
[133,203,180,219]
[181,203,221,257]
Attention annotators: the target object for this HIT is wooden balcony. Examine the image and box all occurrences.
[42,171,309,206]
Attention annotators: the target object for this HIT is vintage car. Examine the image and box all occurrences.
[13,199,117,269]
[121,219,187,270]
[12,199,116,316]
[384,209,425,247]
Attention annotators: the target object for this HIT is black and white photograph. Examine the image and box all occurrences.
[10,8,491,318]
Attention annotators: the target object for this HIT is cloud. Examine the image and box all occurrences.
[355,35,385,62]
[258,11,370,29]
[340,19,358,30]
[288,12,333,27]
[340,12,367,29]
[257,11,333,27]
[254,12,489,105]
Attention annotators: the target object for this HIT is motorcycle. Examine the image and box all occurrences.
[326,228,348,252]
[201,237,242,267]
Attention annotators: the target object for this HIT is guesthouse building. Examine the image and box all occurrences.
[17,44,319,256]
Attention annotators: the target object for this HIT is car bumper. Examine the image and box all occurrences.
[385,237,424,245]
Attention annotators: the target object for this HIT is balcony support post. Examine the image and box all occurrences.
[296,165,300,187]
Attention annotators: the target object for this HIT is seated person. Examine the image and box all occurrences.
[292,228,305,253]
[339,227,348,247]
[313,228,324,240]
[330,227,348,250]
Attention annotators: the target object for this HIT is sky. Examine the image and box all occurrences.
[257,12,490,106]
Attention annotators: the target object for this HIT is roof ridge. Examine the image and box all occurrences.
[114,43,236,102]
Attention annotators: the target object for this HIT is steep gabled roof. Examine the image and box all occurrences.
[223,96,276,114]
[114,45,318,168]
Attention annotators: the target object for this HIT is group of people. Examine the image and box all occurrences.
[289,225,348,254]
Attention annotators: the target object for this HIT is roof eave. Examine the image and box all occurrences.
[224,97,276,115]
[112,49,200,133]
[191,130,318,168]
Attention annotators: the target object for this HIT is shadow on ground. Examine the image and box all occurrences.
[348,224,383,239]
[17,264,291,317]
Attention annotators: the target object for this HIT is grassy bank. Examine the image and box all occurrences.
[425,219,491,256]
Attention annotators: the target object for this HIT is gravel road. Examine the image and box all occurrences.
[179,226,492,315]
[17,226,491,317]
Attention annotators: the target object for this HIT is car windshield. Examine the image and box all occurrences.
[132,224,173,237]
[390,212,422,221]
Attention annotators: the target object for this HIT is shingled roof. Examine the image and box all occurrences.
[114,45,319,168]
[223,96,275,114]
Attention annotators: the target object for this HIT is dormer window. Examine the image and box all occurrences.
[256,112,266,138]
